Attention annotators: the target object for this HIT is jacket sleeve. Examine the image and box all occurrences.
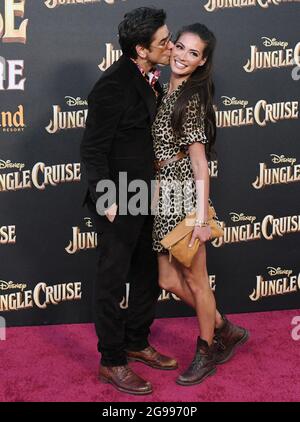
[80,79,125,205]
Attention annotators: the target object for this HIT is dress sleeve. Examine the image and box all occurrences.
[179,94,208,147]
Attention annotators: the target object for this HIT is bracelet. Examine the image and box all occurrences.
[195,219,209,227]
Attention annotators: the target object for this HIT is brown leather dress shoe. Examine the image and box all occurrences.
[176,337,216,386]
[213,315,249,364]
[127,345,178,370]
[98,364,152,395]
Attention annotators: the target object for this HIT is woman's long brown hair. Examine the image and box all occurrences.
[171,23,217,160]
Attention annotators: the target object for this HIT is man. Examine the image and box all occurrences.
[80,7,177,395]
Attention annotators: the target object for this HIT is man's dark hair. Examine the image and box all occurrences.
[118,7,166,59]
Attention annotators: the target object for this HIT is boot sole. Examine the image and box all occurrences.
[98,375,153,395]
[127,356,178,370]
[176,367,217,386]
[216,329,250,365]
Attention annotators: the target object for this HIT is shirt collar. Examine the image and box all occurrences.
[131,58,161,87]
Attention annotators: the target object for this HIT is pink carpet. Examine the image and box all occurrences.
[0,309,299,402]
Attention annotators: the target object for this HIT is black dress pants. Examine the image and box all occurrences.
[87,200,160,366]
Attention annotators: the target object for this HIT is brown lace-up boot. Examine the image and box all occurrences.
[213,315,249,364]
[176,337,216,386]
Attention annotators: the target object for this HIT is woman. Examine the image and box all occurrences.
[152,23,248,385]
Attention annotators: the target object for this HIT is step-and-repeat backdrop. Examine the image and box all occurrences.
[1,0,299,327]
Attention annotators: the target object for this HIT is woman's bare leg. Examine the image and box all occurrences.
[180,243,216,345]
[158,252,223,332]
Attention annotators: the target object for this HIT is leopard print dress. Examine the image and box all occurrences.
[152,83,213,254]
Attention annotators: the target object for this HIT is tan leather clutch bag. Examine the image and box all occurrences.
[160,205,224,268]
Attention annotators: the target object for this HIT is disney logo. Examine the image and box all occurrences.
[0,281,27,291]
[230,213,256,224]
[65,96,88,107]
[267,267,293,277]
[221,96,248,108]
[0,160,25,171]
[262,37,289,50]
[270,154,296,165]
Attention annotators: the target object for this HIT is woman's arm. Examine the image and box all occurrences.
[188,142,211,246]
[189,142,209,223]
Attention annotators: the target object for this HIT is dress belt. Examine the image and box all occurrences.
[154,151,187,172]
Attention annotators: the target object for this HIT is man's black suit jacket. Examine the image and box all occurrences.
[80,55,163,214]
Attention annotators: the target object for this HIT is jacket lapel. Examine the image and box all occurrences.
[120,57,158,123]
[132,69,157,124]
